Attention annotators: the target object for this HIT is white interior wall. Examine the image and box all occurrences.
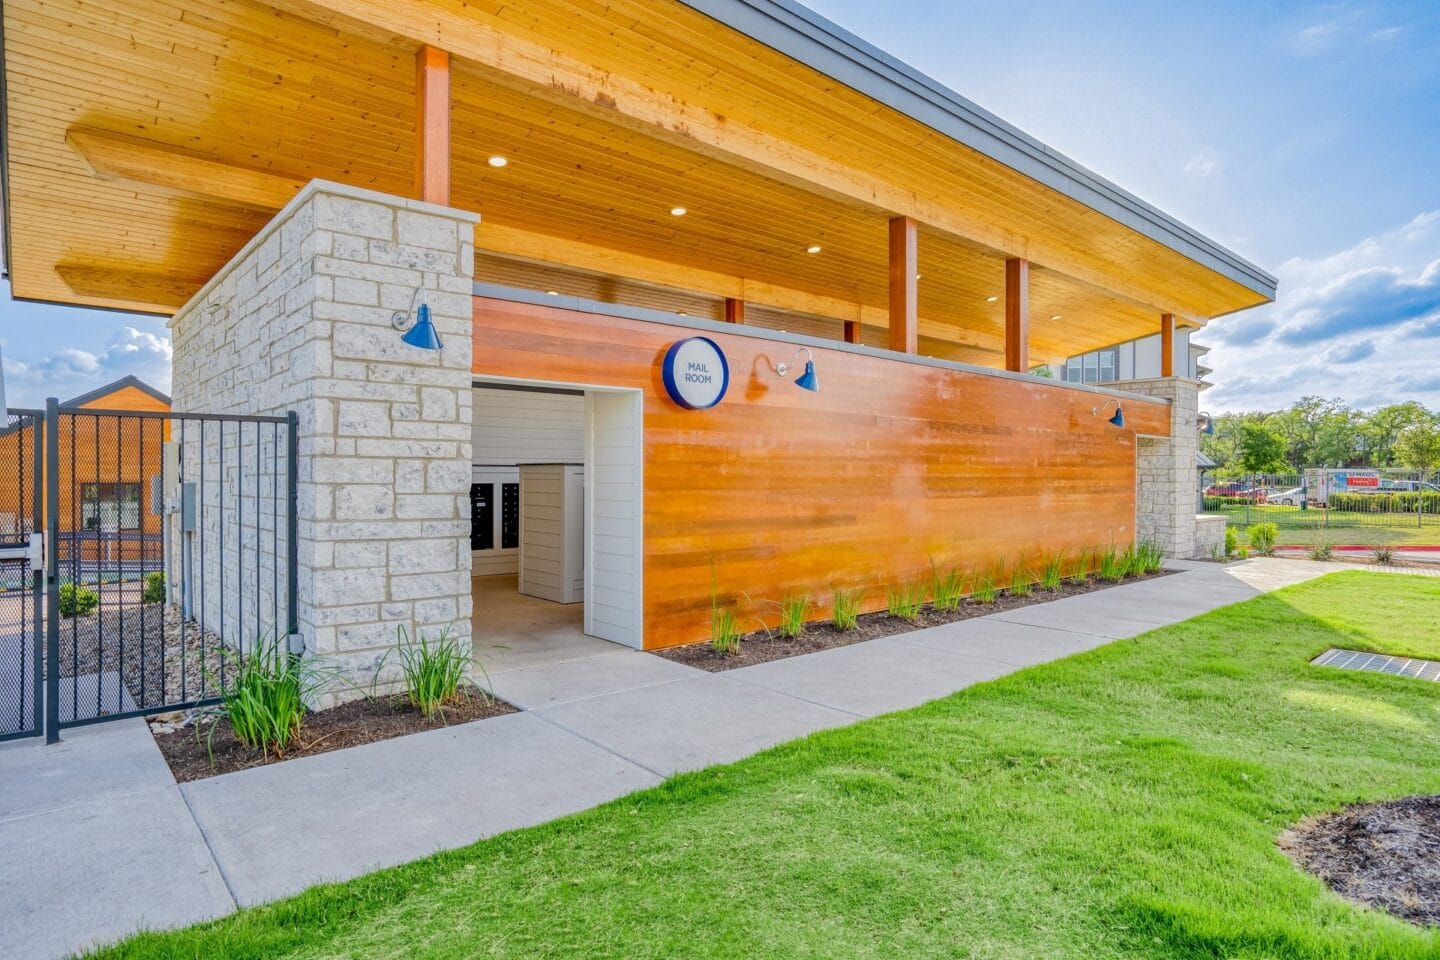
[584,391,644,648]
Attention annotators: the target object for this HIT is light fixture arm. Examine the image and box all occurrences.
[775,346,813,378]
[391,283,426,331]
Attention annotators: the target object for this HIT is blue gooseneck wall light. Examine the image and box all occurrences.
[1198,412,1216,435]
[1093,399,1125,428]
[775,346,819,393]
[392,286,443,351]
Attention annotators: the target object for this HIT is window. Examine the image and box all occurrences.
[81,483,141,531]
[1098,348,1117,382]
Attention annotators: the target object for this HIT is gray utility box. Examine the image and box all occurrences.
[517,463,584,604]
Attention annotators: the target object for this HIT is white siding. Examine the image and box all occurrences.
[584,391,644,648]
[472,387,584,466]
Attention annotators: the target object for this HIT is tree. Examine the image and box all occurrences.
[1359,402,1431,466]
[1394,421,1440,475]
[1238,424,1288,474]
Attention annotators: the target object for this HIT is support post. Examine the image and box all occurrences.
[1160,313,1175,378]
[844,319,862,345]
[724,298,745,324]
[888,216,918,354]
[44,398,59,743]
[1005,257,1028,372]
[414,45,451,205]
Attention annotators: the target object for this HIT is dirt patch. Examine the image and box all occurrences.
[151,684,518,783]
[655,570,1175,672]
[1279,795,1440,927]
[54,601,228,710]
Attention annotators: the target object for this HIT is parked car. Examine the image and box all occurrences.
[1204,483,1266,500]
[1379,480,1440,493]
[1268,486,1304,506]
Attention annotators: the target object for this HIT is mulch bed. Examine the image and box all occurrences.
[151,684,517,783]
[655,570,1175,672]
[1280,795,1440,927]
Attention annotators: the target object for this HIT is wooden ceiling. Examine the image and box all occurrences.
[2,0,1270,366]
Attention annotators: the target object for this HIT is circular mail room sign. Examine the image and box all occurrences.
[661,336,730,410]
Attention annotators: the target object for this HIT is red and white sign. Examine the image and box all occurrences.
[1345,474,1380,488]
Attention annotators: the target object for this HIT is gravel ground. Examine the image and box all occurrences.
[55,602,230,710]
[1280,795,1440,927]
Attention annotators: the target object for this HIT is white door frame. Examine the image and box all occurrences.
[471,376,644,649]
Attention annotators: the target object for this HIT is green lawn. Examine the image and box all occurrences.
[94,572,1440,960]
[1208,503,1440,546]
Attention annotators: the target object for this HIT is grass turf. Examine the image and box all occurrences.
[1207,503,1440,546]
[92,571,1440,960]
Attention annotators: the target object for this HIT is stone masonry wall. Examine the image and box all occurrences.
[169,180,478,703]
[1111,377,1200,559]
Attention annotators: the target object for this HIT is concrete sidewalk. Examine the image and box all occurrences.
[1,558,1353,958]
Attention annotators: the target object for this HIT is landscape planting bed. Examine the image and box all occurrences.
[656,570,1175,672]
[152,684,517,782]
[1281,795,1440,927]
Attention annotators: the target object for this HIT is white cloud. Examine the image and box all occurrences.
[1368,26,1404,42]
[1204,211,1440,412]
[3,326,171,407]
[1182,153,1221,179]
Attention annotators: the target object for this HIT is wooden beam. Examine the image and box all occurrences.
[67,128,302,210]
[844,319,862,345]
[1160,313,1175,377]
[724,298,745,324]
[415,45,451,205]
[888,216,918,354]
[1005,257,1029,372]
[56,264,206,310]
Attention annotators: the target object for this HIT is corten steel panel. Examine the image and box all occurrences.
[474,297,1169,649]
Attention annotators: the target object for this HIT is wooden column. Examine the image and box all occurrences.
[1004,257,1028,372]
[888,216,918,354]
[844,319,862,344]
[1160,313,1175,377]
[414,45,451,205]
[724,298,746,324]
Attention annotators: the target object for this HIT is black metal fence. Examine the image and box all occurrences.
[1202,471,1440,540]
[0,402,297,741]
[0,409,44,740]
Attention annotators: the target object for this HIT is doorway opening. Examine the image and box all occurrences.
[469,380,643,675]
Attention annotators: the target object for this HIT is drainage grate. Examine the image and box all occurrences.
[1312,648,1440,682]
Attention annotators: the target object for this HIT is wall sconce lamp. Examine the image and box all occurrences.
[1198,412,1216,435]
[1092,399,1125,428]
[775,347,819,392]
[392,286,443,351]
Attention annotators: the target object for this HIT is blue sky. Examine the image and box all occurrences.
[2,0,1439,412]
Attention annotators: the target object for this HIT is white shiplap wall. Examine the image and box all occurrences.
[584,391,644,649]
[472,387,585,465]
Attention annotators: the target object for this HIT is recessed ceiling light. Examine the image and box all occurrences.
[1050,314,1062,320]
[806,245,823,254]
[677,311,688,316]
[985,295,999,302]
[670,206,687,217]
[487,155,508,168]
[915,273,923,280]
[545,290,559,296]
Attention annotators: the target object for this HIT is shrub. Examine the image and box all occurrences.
[1039,553,1064,591]
[217,637,307,758]
[708,565,742,655]
[971,576,998,604]
[398,625,469,719]
[1248,523,1279,556]
[1223,526,1239,558]
[1371,544,1397,565]
[1069,548,1094,583]
[1009,567,1033,597]
[831,586,861,632]
[142,571,166,605]
[58,583,99,618]
[1118,545,1140,578]
[1308,541,1334,562]
[886,579,926,623]
[777,594,809,639]
[1095,546,1127,582]
[930,562,966,611]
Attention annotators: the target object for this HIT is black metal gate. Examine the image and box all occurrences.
[0,409,44,741]
[0,401,297,741]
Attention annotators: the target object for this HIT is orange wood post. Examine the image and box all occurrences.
[888,216,918,354]
[1160,313,1175,377]
[724,298,746,324]
[1004,257,1029,372]
[844,319,862,344]
[414,45,451,205]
